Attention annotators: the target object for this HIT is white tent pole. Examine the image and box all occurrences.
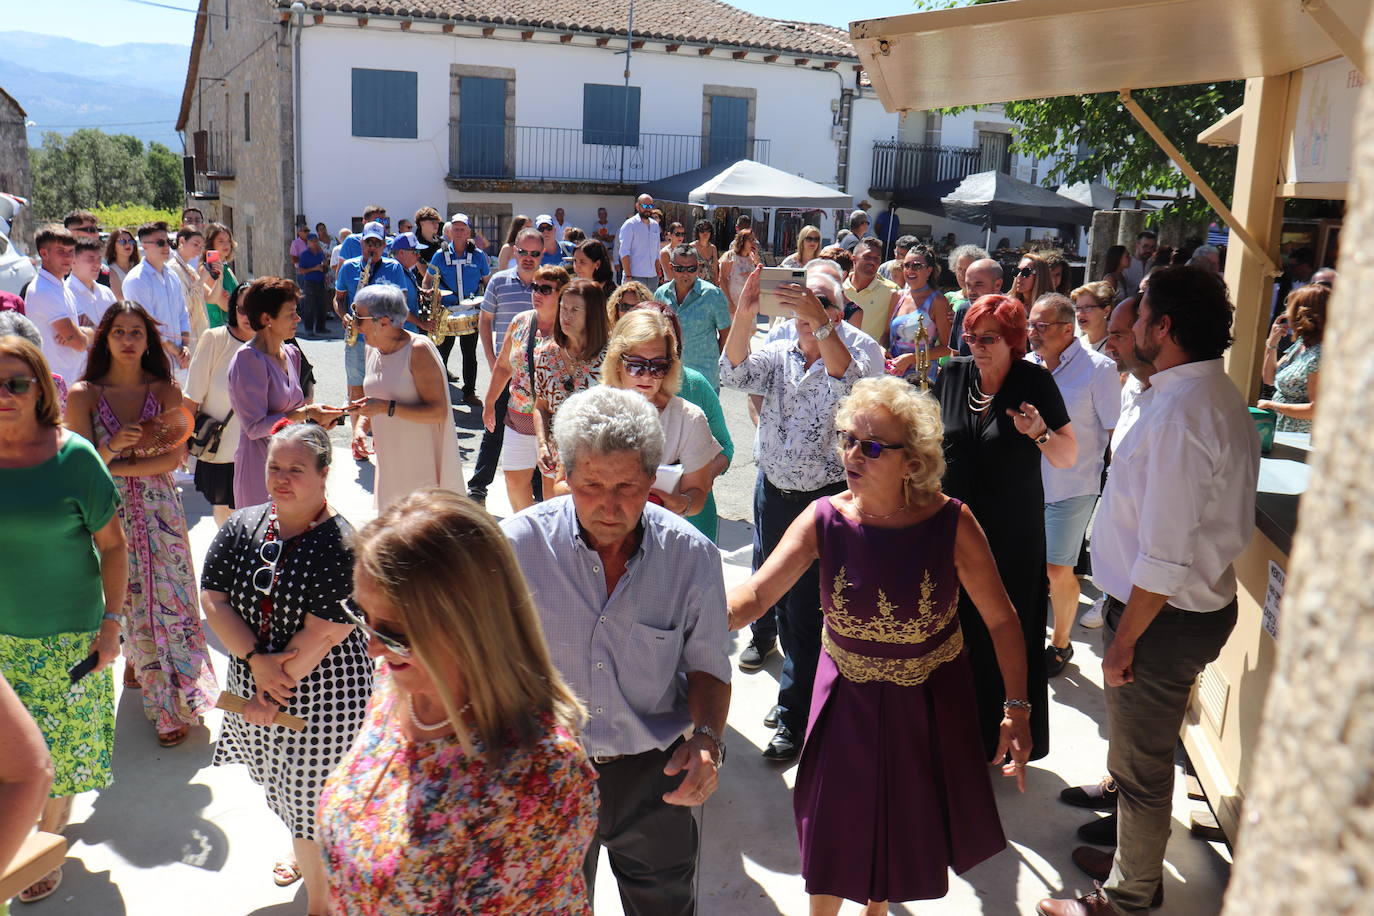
[985,226,992,249]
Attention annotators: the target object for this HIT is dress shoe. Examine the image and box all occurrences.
[1046,642,1074,677]
[447,372,461,384]
[763,704,783,729]
[463,391,481,406]
[1036,889,1114,916]
[1071,847,1164,908]
[1077,811,1117,846]
[467,488,487,505]
[738,637,776,671]
[762,726,798,761]
[1061,775,1118,809]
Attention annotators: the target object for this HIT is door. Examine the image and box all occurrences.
[707,95,749,166]
[459,77,507,178]
[978,130,1012,174]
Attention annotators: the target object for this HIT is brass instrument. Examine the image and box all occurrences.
[913,312,932,392]
[345,257,372,346]
[424,262,481,343]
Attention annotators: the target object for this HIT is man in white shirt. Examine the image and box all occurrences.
[1039,267,1260,916]
[23,226,92,386]
[1119,230,1158,296]
[1026,293,1121,676]
[616,194,661,287]
[122,221,192,369]
[552,206,568,240]
[66,239,117,327]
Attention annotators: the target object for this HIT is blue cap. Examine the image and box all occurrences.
[389,231,418,252]
[361,220,386,241]
[306,232,319,241]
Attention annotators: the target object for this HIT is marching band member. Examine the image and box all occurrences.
[430,214,491,403]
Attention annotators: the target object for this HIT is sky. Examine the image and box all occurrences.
[4,0,922,47]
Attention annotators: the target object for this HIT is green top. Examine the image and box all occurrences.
[677,366,734,543]
[207,263,238,328]
[0,433,120,638]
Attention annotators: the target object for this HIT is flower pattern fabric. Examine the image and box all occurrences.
[531,340,606,420]
[504,310,555,416]
[94,387,218,735]
[1273,342,1321,432]
[318,673,598,915]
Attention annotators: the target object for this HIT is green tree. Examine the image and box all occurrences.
[29,129,167,219]
[145,142,184,211]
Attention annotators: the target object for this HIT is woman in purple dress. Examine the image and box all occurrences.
[729,376,1032,914]
[227,278,343,507]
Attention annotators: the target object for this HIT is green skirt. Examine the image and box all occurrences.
[0,631,115,796]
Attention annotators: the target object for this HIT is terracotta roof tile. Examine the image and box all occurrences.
[282,0,856,57]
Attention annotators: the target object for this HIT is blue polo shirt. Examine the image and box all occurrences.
[481,267,535,351]
[432,242,491,306]
[297,246,327,285]
[334,255,407,306]
[654,278,732,389]
[339,234,394,261]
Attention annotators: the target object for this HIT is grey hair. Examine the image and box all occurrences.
[804,257,843,282]
[517,226,543,246]
[949,244,990,266]
[1192,244,1219,259]
[354,282,409,326]
[269,421,333,470]
[0,310,42,347]
[553,386,663,479]
[671,244,696,261]
[1032,292,1075,323]
[803,264,844,310]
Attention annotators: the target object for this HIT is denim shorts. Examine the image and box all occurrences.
[1044,493,1098,566]
[344,333,367,387]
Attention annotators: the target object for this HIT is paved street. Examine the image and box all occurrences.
[28,322,1231,915]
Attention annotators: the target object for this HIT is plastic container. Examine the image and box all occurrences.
[1250,407,1277,455]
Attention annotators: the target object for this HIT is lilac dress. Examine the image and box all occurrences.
[227,342,305,507]
[794,496,1006,904]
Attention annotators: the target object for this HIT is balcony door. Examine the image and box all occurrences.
[978,130,1012,174]
[707,95,749,166]
[459,77,507,178]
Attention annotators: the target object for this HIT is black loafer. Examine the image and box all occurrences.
[1061,776,1118,809]
[739,638,775,671]
[1077,811,1118,846]
[1046,642,1074,677]
[762,726,798,761]
[763,704,783,729]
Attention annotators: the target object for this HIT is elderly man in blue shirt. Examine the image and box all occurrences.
[653,243,732,390]
[501,385,730,916]
[429,213,490,402]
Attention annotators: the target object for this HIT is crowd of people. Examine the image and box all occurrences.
[0,193,1333,915]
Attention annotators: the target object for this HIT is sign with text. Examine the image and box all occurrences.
[1262,560,1285,641]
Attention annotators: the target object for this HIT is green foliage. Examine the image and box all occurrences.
[88,205,183,233]
[29,129,186,221]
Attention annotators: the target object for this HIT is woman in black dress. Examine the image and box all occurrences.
[933,294,1077,761]
[200,421,373,916]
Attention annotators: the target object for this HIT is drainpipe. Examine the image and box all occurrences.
[290,2,305,222]
[824,66,853,193]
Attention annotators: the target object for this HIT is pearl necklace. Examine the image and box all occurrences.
[405,695,469,732]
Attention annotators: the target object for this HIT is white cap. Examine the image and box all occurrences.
[361,220,386,241]
[449,213,471,227]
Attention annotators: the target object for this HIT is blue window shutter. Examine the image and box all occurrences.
[708,95,749,165]
[458,77,507,177]
[351,68,418,139]
[583,84,640,146]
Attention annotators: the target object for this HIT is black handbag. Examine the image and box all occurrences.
[187,408,234,460]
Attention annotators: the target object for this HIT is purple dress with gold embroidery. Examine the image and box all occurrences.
[794,496,1006,904]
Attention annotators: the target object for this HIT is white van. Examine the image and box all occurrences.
[0,192,38,297]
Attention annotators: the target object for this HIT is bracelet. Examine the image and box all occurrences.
[244,648,261,663]
[387,400,396,417]
[101,612,123,624]
[1003,698,1032,712]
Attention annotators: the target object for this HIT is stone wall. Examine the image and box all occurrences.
[0,91,34,246]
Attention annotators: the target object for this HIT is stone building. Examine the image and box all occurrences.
[0,87,34,246]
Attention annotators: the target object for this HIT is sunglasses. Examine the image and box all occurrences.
[671,232,685,237]
[837,430,904,459]
[116,237,134,246]
[0,376,39,395]
[146,238,170,248]
[1027,321,1070,332]
[72,224,99,233]
[620,355,673,378]
[1015,266,1036,277]
[670,263,698,273]
[903,262,930,271]
[1315,279,1333,288]
[516,248,542,258]
[252,540,284,595]
[339,597,412,658]
[962,332,1004,347]
[532,283,562,295]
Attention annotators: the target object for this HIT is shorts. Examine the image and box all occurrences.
[1044,493,1098,566]
[344,333,367,387]
[193,458,236,508]
[500,426,538,472]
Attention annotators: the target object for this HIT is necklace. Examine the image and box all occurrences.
[406,695,470,732]
[853,496,908,520]
[967,372,996,414]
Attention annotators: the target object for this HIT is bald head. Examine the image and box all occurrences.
[964,258,1003,300]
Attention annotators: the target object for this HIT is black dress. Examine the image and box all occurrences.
[201,503,374,838]
[933,357,1069,761]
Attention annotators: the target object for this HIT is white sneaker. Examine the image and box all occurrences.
[1080,594,1106,629]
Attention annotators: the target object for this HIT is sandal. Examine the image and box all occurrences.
[351,438,371,462]
[19,867,62,903]
[123,664,141,689]
[158,725,190,747]
[272,859,302,887]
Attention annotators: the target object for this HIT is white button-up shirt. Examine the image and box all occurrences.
[615,215,661,278]
[122,260,191,343]
[1027,339,1122,503]
[1110,374,1154,454]
[1091,358,1259,611]
[66,275,117,326]
[24,268,87,386]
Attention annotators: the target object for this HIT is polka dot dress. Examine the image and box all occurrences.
[201,503,375,840]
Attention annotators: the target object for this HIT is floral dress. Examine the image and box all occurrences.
[94,386,219,735]
[1273,341,1321,432]
[532,340,607,422]
[503,310,555,434]
[318,672,598,915]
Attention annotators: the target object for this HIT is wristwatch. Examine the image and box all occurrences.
[1034,431,1051,445]
[387,400,397,417]
[692,725,727,766]
[813,321,835,342]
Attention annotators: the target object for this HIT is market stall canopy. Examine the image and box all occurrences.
[849,0,1371,113]
[894,170,1094,229]
[1057,181,1130,210]
[637,159,853,209]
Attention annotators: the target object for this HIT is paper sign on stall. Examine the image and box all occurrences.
[1262,561,1285,641]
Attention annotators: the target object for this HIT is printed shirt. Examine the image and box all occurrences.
[480,268,535,352]
[653,278,731,389]
[719,338,870,491]
[765,317,885,379]
[1091,359,1259,611]
[503,311,554,415]
[500,497,732,757]
[532,340,606,418]
[1026,338,1122,503]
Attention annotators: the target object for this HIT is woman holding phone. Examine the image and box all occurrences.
[204,223,239,328]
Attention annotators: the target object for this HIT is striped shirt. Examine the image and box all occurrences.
[500,496,732,758]
[481,267,535,352]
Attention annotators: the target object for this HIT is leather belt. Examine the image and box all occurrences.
[590,753,628,765]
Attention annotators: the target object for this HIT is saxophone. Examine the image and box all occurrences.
[913,311,931,392]
[424,262,447,345]
[345,257,372,346]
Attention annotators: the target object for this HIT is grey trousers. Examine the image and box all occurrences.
[1102,596,1237,913]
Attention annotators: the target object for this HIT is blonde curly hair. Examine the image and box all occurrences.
[601,309,682,397]
[835,376,946,506]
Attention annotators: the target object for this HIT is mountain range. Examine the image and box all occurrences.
[0,31,189,150]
